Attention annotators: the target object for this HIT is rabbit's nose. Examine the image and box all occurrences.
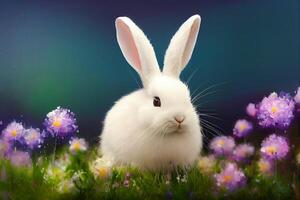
[174,116,185,124]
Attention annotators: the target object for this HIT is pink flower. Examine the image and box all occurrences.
[9,151,32,168]
[209,136,235,156]
[257,92,295,129]
[233,119,253,138]
[69,138,88,154]
[260,134,289,160]
[233,144,255,162]
[294,87,300,104]
[246,103,257,117]
[23,128,44,149]
[2,121,25,142]
[214,162,246,191]
[295,87,300,112]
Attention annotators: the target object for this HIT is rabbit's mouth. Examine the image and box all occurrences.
[175,124,184,131]
[163,121,186,135]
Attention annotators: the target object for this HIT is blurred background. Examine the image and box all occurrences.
[0,0,299,144]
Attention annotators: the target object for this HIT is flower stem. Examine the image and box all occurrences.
[52,137,58,163]
[275,159,278,180]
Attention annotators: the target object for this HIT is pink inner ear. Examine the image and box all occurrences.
[182,18,200,67]
[116,19,142,72]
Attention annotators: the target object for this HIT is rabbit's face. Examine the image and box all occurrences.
[138,75,198,136]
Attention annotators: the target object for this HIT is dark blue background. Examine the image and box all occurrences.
[0,0,299,144]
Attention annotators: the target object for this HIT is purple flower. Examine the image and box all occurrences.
[260,134,289,160]
[214,162,246,191]
[257,92,295,129]
[257,158,273,176]
[0,139,11,158]
[2,121,25,142]
[44,107,78,138]
[246,103,257,117]
[69,137,88,154]
[123,179,130,188]
[125,172,131,179]
[295,87,300,113]
[8,150,32,168]
[23,128,44,149]
[233,144,254,162]
[209,136,235,156]
[233,119,253,138]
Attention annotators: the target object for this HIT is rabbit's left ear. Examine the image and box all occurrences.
[115,17,160,88]
[163,15,201,78]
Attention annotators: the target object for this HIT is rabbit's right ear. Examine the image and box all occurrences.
[115,17,160,88]
[163,15,201,78]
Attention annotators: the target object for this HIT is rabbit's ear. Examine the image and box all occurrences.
[163,15,201,78]
[116,17,160,87]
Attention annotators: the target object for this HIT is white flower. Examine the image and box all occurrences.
[43,165,66,182]
[198,155,216,174]
[71,171,84,182]
[43,153,70,182]
[69,138,88,154]
[90,158,113,179]
[55,153,71,171]
[57,179,76,193]
[296,153,300,166]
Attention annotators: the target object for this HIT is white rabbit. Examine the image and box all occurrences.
[100,15,202,171]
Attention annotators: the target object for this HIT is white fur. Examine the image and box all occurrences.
[115,17,160,87]
[100,15,202,171]
[164,15,201,78]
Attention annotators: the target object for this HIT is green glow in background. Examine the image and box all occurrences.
[0,0,299,143]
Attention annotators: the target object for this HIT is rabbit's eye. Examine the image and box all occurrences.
[153,96,161,107]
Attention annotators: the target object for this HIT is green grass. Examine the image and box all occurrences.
[0,148,298,200]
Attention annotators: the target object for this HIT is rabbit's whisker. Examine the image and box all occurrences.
[190,80,211,97]
[191,82,221,100]
[135,124,158,143]
[191,81,229,105]
[201,135,210,150]
[197,107,217,112]
[185,68,199,85]
[128,69,142,89]
[200,118,224,132]
[201,125,220,137]
[201,120,222,135]
[200,121,222,137]
[192,90,218,104]
[199,113,223,121]
[194,99,218,108]
[147,123,168,142]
